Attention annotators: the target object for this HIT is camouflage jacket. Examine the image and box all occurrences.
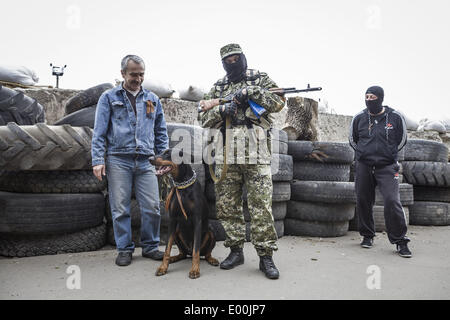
[200,69,285,164]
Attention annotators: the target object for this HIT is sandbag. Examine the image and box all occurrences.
[142,79,175,98]
[417,118,447,134]
[0,65,39,86]
[178,85,207,102]
[395,109,419,131]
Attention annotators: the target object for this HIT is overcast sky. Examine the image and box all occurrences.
[1,0,449,120]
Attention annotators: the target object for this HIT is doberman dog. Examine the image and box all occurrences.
[150,149,219,279]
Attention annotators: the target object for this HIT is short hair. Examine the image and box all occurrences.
[121,55,145,72]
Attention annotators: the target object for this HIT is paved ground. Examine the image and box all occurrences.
[1,225,449,300]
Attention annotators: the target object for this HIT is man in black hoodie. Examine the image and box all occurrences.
[349,86,411,258]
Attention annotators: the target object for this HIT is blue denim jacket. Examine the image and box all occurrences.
[91,83,169,166]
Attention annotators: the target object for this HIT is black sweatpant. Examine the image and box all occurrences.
[355,160,409,244]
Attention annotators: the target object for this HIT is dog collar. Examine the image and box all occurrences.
[170,170,197,189]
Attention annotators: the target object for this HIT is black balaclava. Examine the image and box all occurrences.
[222,53,247,83]
[365,86,384,114]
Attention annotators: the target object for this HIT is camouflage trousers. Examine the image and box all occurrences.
[214,163,278,256]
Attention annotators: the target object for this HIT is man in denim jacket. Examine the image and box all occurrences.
[92,55,169,266]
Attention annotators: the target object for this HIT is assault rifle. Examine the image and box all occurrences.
[197,84,322,117]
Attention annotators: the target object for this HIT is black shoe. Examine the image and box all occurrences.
[396,241,412,258]
[259,256,279,280]
[142,250,165,260]
[360,237,374,248]
[115,252,132,266]
[220,247,244,270]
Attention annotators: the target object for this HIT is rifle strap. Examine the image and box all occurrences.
[208,115,230,184]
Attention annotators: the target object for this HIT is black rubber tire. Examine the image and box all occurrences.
[402,161,450,187]
[284,219,349,237]
[0,170,106,193]
[0,191,105,235]
[413,186,450,203]
[270,128,288,155]
[293,161,350,182]
[287,201,355,222]
[54,105,96,128]
[0,123,93,170]
[375,183,414,206]
[271,154,293,181]
[349,206,410,232]
[404,139,449,163]
[311,142,355,164]
[409,201,450,226]
[0,224,106,257]
[0,87,45,125]
[288,141,314,160]
[65,83,113,115]
[290,181,356,203]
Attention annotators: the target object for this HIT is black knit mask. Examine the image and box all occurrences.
[222,53,247,83]
[365,86,384,114]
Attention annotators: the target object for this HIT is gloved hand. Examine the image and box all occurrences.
[233,88,248,107]
[219,102,237,119]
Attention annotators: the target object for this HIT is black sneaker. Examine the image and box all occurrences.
[220,247,244,270]
[142,250,165,260]
[360,237,373,248]
[259,256,279,280]
[396,241,412,258]
[115,252,132,266]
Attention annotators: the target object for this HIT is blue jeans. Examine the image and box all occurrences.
[106,154,161,254]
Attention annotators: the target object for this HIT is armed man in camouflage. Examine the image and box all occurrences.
[198,43,285,279]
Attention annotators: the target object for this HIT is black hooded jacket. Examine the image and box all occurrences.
[349,106,407,167]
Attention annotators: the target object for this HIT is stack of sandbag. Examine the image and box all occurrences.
[417,118,449,134]
[0,65,39,86]
[142,79,175,99]
[286,141,356,237]
[206,129,291,241]
[0,85,45,125]
[178,85,207,102]
[0,124,107,257]
[401,139,450,226]
[54,83,113,128]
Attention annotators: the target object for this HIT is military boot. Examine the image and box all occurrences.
[259,255,279,279]
[220,247,244,270]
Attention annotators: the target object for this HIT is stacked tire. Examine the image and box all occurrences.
[0,85,45,125]
[402,139,450,226]
[207,129,291,241]
[54,83,113,128]
[0,122,107,257]
[286,141,355,237]
[0,170,107,257]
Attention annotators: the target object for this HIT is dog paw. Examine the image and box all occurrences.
[155,266,168,276]
[189,269,200,279]
[206,257,219,266]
